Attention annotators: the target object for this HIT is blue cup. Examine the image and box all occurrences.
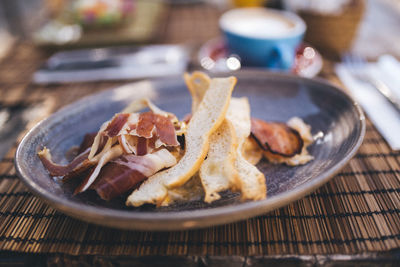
[219,8,306,70]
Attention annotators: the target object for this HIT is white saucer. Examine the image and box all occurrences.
[198,38,323,78]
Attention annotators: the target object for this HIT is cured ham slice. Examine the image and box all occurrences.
[152,114,180,147]
[261,117,314,166]
[251,118,303,157]
[118,135,154,155]
[93,149,177,201]
[39,97,183,202]
[38,148,90,177]
[89,110,179,161]
[136,137,148,156]
[62,159,96,182]
[136,112,155,138]
[136,112,179,147]
[103,113,130,138]
[77,133,97,154]
[39,132,110,180]
[74,145,123,193]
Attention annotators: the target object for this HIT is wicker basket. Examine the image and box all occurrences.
[299,0,365,58]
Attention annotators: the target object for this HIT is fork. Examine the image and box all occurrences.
[343,54,400,113]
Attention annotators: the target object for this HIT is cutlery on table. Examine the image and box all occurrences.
[343,54,400,113]
[336,54,400,150]
[33,45,189,84]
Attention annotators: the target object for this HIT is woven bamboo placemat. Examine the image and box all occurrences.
[0,42,399,256]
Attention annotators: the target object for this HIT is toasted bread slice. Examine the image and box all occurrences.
[227,98,267,200]
[184,71,211,114]
[185,72,239,203]
[242,136,263,165]
[199,119,238,203]
[126,76,237,207]
[161,173,204,206]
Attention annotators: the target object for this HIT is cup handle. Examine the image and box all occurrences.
[271,44,295,71]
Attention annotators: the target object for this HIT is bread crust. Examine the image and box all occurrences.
[126,76,237,207]
[199,119,239,203]
[227,98,267,200]
[185,72,239,203]
[184,71,211,114]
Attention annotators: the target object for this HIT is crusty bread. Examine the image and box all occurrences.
[126,76,237,207]
[199,119,238,203]
[185,72,239,203]
[161,173,204,206]
[165,76,237,188]
[241,137,263,165]
[227,98,267,200]
[184,71,211,114]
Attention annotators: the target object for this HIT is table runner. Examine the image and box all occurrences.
[0,42,399,256]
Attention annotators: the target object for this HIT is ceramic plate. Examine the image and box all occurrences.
[15,71,365,230]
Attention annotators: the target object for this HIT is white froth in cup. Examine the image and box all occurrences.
[220,8,305,39]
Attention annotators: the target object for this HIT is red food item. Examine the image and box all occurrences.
[91,149,176,201]
[103,113,130,137]
[251,118,303,157]
[92,161,145,201]
[77,133,97,154]
[39,131,108,180]
[137,112,179,146]
[63,159,96,182]
[38,149,90,177]
[153,113,179,146]
[136,137,148,156]
[137,112,154,138]
[39,108,181,200]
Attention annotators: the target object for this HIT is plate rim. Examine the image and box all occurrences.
[15,71,366,230]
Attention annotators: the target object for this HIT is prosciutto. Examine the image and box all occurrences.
[38,148,90,177]
[92,149,177,201]
[89,111,179,160]
[251,118,303,157]
[136,137,148,156]
[38,131,110,179]
[77,133,97,154]
[103,113,130,138]
[136,112,179,146]
[75,145,123,193]
[39,98,182,201]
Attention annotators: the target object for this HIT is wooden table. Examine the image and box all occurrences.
[0,3,399,266]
